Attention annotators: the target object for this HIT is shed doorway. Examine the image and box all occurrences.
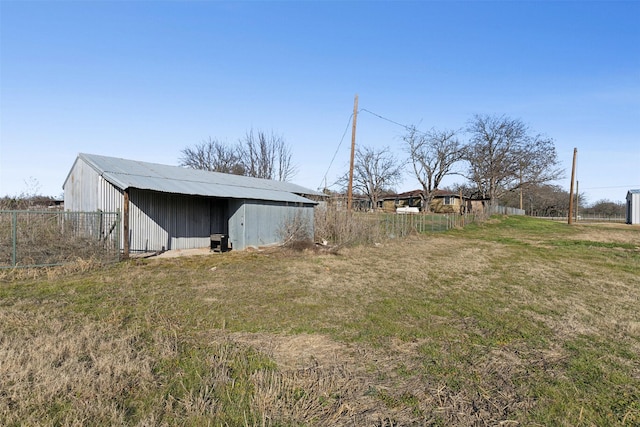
[210,198,229,237]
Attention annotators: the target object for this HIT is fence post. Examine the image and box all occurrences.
[11,211,17,267]
[123,189,130,259]
[116,211,121,261]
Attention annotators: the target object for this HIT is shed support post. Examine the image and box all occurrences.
[123,188,130,259]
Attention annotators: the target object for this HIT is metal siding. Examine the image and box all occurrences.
[63,158,103,211]
[242,200,314,248]
[628,192,640,225]
[99,177,124,249]
[128,190,212,251]
[78,153,321,204]
[64,158,127,250]
[210,199,228,235]
[64,155,317,252]
[228,199,245,250]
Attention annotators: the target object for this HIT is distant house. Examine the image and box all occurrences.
[627,189,640,225]
[380,189,422,212]
[429,190,466,214]
[381,189,476,214]
[63,153,322,255]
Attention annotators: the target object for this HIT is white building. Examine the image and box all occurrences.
[626,189,640,225]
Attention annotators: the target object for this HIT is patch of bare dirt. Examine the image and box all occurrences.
[228,332,352,370]
[152,247,214,258]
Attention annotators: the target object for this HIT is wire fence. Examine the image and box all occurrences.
[531,213,626,223]
[377,212,480,236]
[314,206,481,246]
[0,211,120,268]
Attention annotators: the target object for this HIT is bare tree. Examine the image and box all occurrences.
[403,126,465,212]
[340,145,403,211]
[238,129,297,181]
[179,130,297,181]
[464,114,563,205]
[179,137,244,175]
[583,199,625,218]
[500,183,577,216]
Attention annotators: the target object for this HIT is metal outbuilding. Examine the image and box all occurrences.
[63,153,321,254]
[627,189,640,225]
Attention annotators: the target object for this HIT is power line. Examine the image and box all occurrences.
[580,185,640,190]
[359,108,416,132]
[318,106,427,190]
[359,108,437,139]
[320,106,420,190]
[319,113,353,190]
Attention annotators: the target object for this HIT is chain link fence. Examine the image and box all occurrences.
[378,212,480,236]
[0,211,120,268]
[314,205,482,246]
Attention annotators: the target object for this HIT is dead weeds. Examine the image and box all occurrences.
[2,217,639,426]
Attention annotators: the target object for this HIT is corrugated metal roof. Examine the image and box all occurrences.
[77,153,320,204]
[629,189,640,194]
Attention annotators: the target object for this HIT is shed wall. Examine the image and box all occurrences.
[229,200,314,250]
[64,158,108,211]
[64,157,315,252]
[627,192,640,225]
[228,199,245,251]
[64,158,124,248]
[128,190,228,251]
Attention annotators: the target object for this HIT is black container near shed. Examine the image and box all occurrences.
[210,234,229,252]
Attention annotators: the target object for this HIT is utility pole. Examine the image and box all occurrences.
[568,148,577,225]
[519,169,524,211]
[347,94,358,212]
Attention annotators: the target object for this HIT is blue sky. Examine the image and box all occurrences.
[1,0,638,204]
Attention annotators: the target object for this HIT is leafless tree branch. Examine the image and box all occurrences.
[403,126,465,212]
[464,114,563,204]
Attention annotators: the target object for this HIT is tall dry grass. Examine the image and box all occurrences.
[0,307,160,425]
[313,204,385,245]
[1,216,638,426]
[0,211,119,268]
[0,304,275,426]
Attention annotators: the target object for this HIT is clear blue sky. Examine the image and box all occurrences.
[1,0,638,204]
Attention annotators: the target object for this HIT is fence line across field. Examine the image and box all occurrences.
[2,204,519,268]
[0,210,120,268]
[532,213,626,223]
[316,210,483,246]
[378,212,479,236]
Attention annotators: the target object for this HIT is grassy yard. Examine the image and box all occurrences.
[1,216,639,426]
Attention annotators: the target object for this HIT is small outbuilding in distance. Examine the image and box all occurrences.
[626,189,640,225]
[63,153,322,256]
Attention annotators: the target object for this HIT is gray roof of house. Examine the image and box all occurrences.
[71,153,321,204]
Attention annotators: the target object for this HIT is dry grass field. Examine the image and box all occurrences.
[1,216,639,426]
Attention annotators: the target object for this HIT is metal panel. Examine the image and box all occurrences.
[210,199,228,235]
[627,190,640,225]
[128,189,214,251]
[64,157,125,249]
[228,199,245,251]
[78,153,321,204]
[234,200,314,250]
[63,157,102,211]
